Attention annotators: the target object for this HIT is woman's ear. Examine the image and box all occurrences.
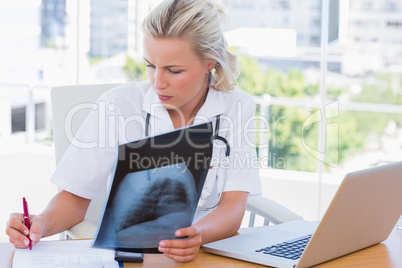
[206,60,217,73]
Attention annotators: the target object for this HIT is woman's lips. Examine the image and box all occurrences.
[157,94,173,101]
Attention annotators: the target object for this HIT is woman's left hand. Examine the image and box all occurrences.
[158,226,202,262]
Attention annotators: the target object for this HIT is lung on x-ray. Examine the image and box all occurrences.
[92,122,213,253]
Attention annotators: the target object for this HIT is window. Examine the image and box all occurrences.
[1,0,402,223]
[11,103,46,133]
[387,21,402,28]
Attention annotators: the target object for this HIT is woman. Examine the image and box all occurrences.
[6,0,261,262]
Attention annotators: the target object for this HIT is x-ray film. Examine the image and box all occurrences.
[92,122,213,253]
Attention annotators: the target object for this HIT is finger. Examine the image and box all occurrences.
[9,236,30,249]
[159,236,201,256]
[175,226,200,238]
[160,227,202,250]
[159,244,197,256]
[6,224,30,249]
[29,216,43,244]
[159,237,193,250]
[159,240,199,263]
[160,239,200,263]
[8,214,29,235]
[163,251,198,263]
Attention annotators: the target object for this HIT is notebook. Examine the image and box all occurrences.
[203,161,402,268]
[13,240,118,268]
[92,122,214,253]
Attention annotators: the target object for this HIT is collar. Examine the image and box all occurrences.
[194,87,226,121]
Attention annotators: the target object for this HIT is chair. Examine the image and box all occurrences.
[246,196,302,226]
[51,84,120,239]
[51,84,302,239]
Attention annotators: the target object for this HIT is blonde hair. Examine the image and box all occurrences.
[142,0,238,92]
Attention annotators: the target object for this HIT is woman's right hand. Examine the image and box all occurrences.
[6,190,91,249]
[6,213,44,249]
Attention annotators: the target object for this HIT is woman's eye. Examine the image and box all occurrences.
[146,65,155,69]
[169,69,182,74]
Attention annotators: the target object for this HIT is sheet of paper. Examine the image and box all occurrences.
[12,240,118,268]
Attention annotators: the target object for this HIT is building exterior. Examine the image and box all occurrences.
[0,1,46,139]
[219,0,342,73]
[40,0,402,75]
[90,0,128,57]
[89,0,163,58]
[220,0,325,47]
[41,0,66,47]
[344,0,402,75]
[0,1,42,83]
[221,0,402,76]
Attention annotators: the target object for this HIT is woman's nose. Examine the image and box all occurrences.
[153,70,167,90]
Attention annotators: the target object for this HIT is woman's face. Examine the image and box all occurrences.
[143,37,215,116]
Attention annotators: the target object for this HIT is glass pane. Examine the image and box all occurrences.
[2,0,402,226]
[331,0,402,175]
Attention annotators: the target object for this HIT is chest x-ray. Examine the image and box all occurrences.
[113,163,197,248]
[92,122,213,253]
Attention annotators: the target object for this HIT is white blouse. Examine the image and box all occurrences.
[51,80,262,223]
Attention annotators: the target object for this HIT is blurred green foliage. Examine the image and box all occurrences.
[123,54,401,172]
[237,54,401,172]
[123,56,148,81]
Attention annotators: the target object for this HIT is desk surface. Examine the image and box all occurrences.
[2,227,401,268]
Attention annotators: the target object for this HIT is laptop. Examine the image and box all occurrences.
[203,161,402,268]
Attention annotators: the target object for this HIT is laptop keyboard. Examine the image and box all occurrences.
[255,234,312,260]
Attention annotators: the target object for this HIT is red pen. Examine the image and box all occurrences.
[23,197,32,250]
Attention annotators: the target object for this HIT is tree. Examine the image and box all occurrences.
[237,53,365,172]
[123,56,148,81]
[122,52,396,172]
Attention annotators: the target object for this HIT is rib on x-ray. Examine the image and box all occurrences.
[117,176,190,231]
[91,121,213,253]
[94,163,198,250]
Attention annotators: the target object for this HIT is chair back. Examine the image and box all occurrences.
[51,84,120,235]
